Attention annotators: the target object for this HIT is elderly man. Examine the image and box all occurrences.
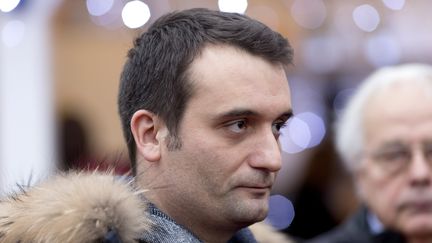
[311,63,432,243]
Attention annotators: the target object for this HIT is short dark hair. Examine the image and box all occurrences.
[118,8,294,173]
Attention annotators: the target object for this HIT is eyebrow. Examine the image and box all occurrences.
[378,141,407,149]
[376,140,432,150]
[215,108,293,121]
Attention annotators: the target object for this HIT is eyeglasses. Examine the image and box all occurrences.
[365,142,432,176]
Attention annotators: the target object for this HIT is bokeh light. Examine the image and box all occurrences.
[352,4,380,32]
[265,195,295,230]
[0,0,21,12]
[288,116,311,149]
[291,0,326,30]
[382,0,405,10]
[89,0,123,29]
[218,0,248,14]
[280,116,310,154]
[121,0,151,29]
[280,111,326,154]
[365,32,401,67]
[296,112,326,148]
[86,0,114,17]
[2,20,26,48]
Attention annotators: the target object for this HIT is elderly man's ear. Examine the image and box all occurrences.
[131,110,167,162]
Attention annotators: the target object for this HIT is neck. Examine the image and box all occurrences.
[154,196,239,243]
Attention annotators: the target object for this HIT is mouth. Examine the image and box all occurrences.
[401,201,432,213]
[236,185,272,195]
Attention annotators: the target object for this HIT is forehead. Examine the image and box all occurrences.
[186,45,291,117]
[363,83,432,145]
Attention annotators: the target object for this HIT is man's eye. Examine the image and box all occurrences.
[376,150,410,163]
[226,120,247,133]
[272,121,287,135]
[424,144,432,161]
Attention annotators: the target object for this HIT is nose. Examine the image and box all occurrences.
[247,129,282,172]
[409,150,431,187]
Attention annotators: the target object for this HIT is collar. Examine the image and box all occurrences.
[364,207,406,243]
[143,203,256,243]
[366,210,385,235]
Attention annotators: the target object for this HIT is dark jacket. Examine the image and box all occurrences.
[307,206,406,243]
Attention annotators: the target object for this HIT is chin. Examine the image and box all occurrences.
[247,199,269,221]
[229,199,269,225]
[401,217,432,236]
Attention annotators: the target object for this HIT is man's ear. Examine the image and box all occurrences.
[130,110,165,162]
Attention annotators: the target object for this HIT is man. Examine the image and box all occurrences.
[311,63,432,243]
[0,8,293,243]
[118,8,294,243]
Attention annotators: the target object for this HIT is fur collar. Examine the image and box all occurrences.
[0,172,150,242]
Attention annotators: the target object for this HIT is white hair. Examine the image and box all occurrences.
[335,63,432,172]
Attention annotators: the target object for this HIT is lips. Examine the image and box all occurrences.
[234,182,273,199]
[238,183,272,189]
[237,187,271,197]
[409,202,432,209]
[236,184,273,192]
[400,200,432,213]
[234,174,274,191]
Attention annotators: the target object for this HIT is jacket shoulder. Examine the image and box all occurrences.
[307,208,372,243]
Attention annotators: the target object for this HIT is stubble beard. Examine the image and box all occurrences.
[221,191,270,226]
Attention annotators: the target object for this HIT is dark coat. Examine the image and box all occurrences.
[307,206,406,243]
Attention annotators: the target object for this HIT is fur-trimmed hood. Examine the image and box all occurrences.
[0,172,151,243]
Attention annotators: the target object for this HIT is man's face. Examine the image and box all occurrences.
[159,45,292,228]
[358,83,432,237]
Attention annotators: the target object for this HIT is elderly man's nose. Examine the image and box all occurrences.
[409,151,431,186]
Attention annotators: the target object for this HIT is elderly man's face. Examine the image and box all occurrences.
[358,83,432,237]
[157,45,292,229]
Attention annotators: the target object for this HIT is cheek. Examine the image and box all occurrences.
[361,174,404,221]
[180,129,251,189]
[194,148,247,191]
[185,143,232,186]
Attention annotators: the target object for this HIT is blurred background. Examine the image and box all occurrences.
[1,0,431,240]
